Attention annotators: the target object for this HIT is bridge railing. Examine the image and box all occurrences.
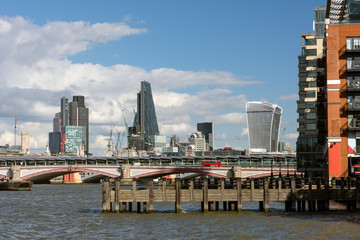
[0,156,297,169]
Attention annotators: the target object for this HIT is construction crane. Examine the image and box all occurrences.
[56,116,65,154]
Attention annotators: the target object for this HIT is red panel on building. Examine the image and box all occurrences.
[329,143,341,176]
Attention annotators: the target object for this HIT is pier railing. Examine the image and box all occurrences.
[102,177,360,213]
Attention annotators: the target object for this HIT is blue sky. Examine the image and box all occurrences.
[0,0,326,155]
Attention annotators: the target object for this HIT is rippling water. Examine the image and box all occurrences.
[1,184,360,239]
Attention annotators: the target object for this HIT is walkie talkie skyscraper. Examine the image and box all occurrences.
[246,102,282,152]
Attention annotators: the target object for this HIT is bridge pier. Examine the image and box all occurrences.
[10,165,21,181]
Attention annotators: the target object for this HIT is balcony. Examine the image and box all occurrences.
[347,58,360,72]
[347,79,360,91]
[348,118,360,131]
[346,38,360,53]
[347,104,360,112]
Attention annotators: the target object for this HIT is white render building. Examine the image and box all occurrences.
[189,131,206,152]
[246,102,282,152]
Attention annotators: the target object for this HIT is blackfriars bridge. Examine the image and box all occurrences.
[0,155,299,183]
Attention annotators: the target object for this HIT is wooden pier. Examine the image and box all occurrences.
[102,177,360,213]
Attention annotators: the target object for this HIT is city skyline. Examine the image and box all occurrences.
[0,1,326,155]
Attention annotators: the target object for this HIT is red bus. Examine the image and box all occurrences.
[201,160,221,167]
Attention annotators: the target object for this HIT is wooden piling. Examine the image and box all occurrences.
[149,181,154,213]
[203,178,209,213]
[102,180,111,213]
[264,178,269,213]
[290,178,296,211]
[250,179,255,202]
[175,178,181,213]
[115,181,120,213]
[237,178,242,212]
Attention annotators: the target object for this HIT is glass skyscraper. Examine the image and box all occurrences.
[131,81,159,150]
[246,102,282,152]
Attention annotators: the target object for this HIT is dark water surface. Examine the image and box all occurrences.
[1,184,360,239]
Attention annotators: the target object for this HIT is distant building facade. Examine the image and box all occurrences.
[21,132,30,154]
[189,131,206,152]
[246,102,282,152]
[49,95,89,155]
[130,81,160,151]
[197,122,214,151]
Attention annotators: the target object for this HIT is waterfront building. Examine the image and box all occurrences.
[197,122,214,151]
[325,0,360,177]
[246,102,282,152]
[131,81,159,151]
[296,6,327,177]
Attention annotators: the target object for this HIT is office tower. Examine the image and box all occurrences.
[69,96,89,154]
[170,136,179,147]
[189,131,206,152]
[296,6,327,177]
[49,132,61,154]
[21,132,30,154]
[326,0,360,177]
[246,102,282,152]
[197,122,214,151]
[60,97,69,133]
[131,81,159,150]
[64,126,86,154]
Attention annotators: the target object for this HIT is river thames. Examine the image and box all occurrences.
[1,184,360,239]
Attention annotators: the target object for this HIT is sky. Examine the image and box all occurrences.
[0,0,327,155]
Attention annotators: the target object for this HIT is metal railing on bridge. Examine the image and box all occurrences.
[0,155,297,169]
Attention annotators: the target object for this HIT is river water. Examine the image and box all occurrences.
[1,184,360,239]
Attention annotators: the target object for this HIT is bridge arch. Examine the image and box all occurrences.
[133,168,230,179]
[22,167,118,183]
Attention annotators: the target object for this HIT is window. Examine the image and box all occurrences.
[308,81,317,87]
[347,57,360,70]
[347,37,360,50]
[306,102,316,108]
[299,67,307,73]
[299,77,306,82]
[306,113,316,119]
[306,91,316,98]
[306,124,316,130]
[299,57,306,64]
[299,86,305,92]
[305,39,316,46]
[298,103,306,109]
[306,49,317,56]
[308,71,317,77]
[308,60,317,67]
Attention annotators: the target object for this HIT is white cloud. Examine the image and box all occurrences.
[240,128,248,137]
[283,133,298,140]
[0,16,261,154]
